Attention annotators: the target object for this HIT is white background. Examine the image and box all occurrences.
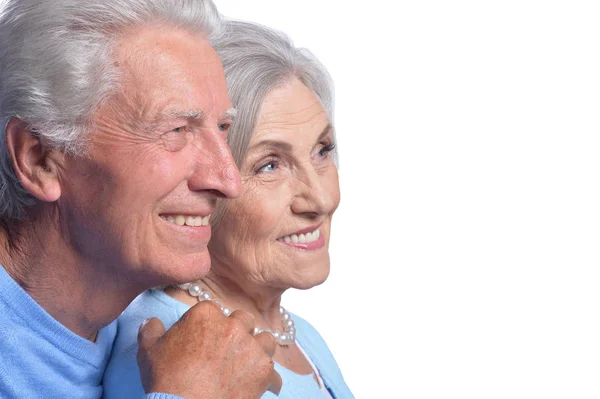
[216,1,600,398]
[1,0,598,397]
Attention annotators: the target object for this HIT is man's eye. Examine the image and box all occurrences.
[218,123,231,132]
[171,126,185,133]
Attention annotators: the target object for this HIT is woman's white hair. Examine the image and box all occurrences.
[206,20,337,229]
[212,20,337,169]
[0,0,222,221]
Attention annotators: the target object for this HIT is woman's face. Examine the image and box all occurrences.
[209,78,340,293]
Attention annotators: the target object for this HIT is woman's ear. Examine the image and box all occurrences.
[4,118,62,203]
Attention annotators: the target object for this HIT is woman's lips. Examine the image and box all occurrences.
[277,227,325,250]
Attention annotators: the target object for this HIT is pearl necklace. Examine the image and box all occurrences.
[177,283,296,346]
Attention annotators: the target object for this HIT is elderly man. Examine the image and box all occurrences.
[0,0,280,398]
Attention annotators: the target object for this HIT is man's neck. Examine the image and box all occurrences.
[0,223,140,341]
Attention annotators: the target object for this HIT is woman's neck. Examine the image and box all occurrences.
[167,270,287,333]
[164,264,319,379]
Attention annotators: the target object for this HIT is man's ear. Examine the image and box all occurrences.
[4,118,62,203]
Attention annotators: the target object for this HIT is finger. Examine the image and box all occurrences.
[187,298,223,317]
[254,331,277,358]
[266,369,282,396]
[137,317,166,351]
[228,309,256,333]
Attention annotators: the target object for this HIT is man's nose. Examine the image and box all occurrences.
[188,128,242,199]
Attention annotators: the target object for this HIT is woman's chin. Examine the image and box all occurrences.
[290,264,330,290]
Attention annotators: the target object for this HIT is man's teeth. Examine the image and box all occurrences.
[161,215,210,227]
[279,228,321,244]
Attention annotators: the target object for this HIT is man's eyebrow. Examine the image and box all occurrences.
[141,109,205,133]
[158,109,204,121]
[141,108,204,131]
[220,108,237,121]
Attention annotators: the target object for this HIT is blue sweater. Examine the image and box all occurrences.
[104,289,354,399]
[0,265,179,399]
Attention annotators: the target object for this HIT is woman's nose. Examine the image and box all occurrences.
[290,167,339,216]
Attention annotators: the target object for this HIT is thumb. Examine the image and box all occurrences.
[266,370,283,396]
[137,317,166,351]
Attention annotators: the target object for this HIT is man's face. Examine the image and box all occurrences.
[57,25,241,288]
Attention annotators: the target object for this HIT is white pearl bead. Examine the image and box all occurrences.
[178,285,296,345]
[198,292,210,301]
[188,284,201,296]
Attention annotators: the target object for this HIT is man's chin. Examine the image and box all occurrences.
[175,254,212,284]
[147,252,212,287]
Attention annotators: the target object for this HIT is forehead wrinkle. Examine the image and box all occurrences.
[258,112,327,134]
[259,100,326,130]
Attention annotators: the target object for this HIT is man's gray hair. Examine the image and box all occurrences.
[212,20,337,168]
[0,0,222,221]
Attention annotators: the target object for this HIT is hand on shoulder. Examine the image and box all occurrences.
[137,300,282,399]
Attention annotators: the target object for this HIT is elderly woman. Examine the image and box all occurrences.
[104,20,353,399]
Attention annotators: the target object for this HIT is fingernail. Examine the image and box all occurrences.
[139,318,151,331]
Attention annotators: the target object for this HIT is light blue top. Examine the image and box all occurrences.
[103,289,354,399]
[0,265,179,399]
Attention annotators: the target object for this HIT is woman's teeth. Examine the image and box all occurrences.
[161,215,210,227]
[279,228,321,244]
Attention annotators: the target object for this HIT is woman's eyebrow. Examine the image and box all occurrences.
[249,123,333,152]
[249,139,293,153]
[317,123,333,141]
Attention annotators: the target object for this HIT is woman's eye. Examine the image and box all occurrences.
[257,161,278,173]
[318,142,336,157]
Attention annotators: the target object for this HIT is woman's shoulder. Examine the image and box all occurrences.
[118,288,186,331]
[103,289,189,398]
[288,312,337,364]
[289,312,355,398]
[289,313,325,342]
[290,312,334,344]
